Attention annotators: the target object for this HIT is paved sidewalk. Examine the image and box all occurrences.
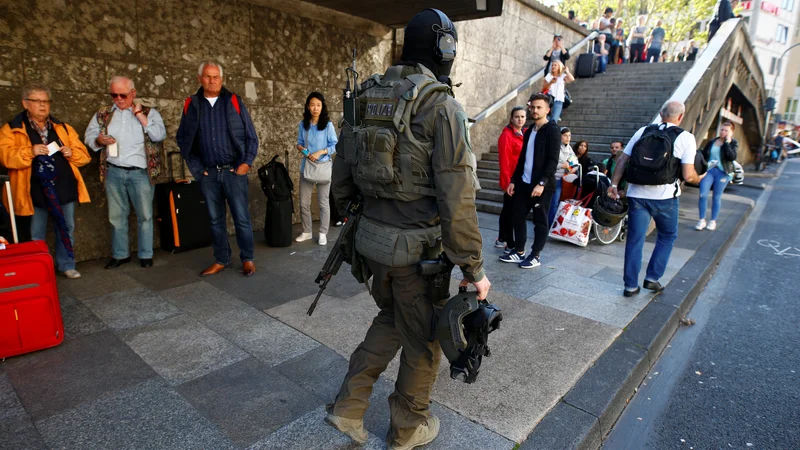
[0,186,753,449]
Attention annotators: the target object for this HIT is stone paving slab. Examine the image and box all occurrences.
[81,287,182,331]
[2,330,156,421]
[119,314,250,386]
[160,281,251,323]
[58,295,107,340]
[127,264,202,292]
[273,346,350,403]
[530,286,641,328]
[65,269,143,300]
[177,358,323,448]
[205,305,320,367]
[36,378,237,450]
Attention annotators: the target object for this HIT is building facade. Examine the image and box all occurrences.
[778,7,800,133]
[740,0,799,104]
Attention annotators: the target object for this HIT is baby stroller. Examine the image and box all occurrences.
[569,165,627,245]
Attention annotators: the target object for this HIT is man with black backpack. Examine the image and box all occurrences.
[607,101,705,297]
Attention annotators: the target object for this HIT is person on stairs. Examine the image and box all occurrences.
[542,61,574,123]
[501,93,560,269]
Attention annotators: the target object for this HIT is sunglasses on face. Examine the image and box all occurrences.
[109,91,133,99]
[25,98,52,106]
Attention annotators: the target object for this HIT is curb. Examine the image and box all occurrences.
[519,200,755,450]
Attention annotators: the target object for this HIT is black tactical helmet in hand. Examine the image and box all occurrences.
[436,288,502,384]
[401,9,458,83]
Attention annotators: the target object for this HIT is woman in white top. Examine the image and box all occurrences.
[542,61,574,123]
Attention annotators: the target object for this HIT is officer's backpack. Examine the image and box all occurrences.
[258,154,294,202]
[625,124,684,186]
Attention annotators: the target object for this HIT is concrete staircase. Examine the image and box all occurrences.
[475,61,692,215]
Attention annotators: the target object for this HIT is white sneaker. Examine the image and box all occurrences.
[63,269,81,279]
[695,219,706,230]
[391,415,440,450]
[295,232,313,242]
[707,220,717,231]
[318,234,327,245]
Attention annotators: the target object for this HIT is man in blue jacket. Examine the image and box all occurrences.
[176,61,258,277]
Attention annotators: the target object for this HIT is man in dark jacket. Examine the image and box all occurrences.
[176,61,259,277]
[709,0,738,41]
[501,93,561,269]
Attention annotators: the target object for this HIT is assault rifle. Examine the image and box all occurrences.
[306,198,365,316]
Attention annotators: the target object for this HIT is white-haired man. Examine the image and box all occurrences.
[176,61,258,277]
[85,76,167,269]
[608,101,705,297]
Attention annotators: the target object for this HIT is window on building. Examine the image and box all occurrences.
[782,0,795,11]
[778,58,783,74]
[797,73,800,86]
[775,25,789,44]
[770,57,777,74]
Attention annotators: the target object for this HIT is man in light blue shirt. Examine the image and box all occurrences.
[85,76,166,269]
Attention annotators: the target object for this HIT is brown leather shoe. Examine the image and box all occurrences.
[242,261,256,277]
[200,263,228,277]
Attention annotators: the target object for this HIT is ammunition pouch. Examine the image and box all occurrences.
[354,216,442,268]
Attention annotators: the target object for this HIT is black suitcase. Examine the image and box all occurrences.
[155,152,212,253]
[576,53,597,78]
[264,198,293,247]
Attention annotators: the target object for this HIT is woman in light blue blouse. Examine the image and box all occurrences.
[296,92,337,245]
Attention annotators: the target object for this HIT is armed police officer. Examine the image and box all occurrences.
[324,9,491,450]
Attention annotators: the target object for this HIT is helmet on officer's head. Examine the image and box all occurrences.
[401,9,458,82]
[436,288,503,384]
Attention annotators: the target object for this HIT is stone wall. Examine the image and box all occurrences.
[0,0,586,262]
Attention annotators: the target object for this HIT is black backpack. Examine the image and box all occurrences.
[625,124,684,186]
[258,155,294,202]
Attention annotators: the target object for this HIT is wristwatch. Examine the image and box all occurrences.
[611,184,618,188]
[538,181,545,186]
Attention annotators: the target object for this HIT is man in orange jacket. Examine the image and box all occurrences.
[0,84,92,279]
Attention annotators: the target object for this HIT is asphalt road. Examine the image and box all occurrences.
[605,159,800,449]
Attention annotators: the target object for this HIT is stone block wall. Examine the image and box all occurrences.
[0,0,586,262]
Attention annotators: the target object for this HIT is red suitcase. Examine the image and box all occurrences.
[1,177,64,358]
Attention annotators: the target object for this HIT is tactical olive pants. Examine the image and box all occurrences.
[328,259,446,445]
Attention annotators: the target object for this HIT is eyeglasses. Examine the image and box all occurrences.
[25,99,52,106]
[109,92,130,99]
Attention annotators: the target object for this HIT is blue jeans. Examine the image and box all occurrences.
[549,177,563,226]
[647,47,661,63]
[199,167,255,265]
[550,101,564,123]
[31,201,75,272]
[597,55,608,73]
[624,197,679,290]
[105,165,155,259]
[698,167,729,221]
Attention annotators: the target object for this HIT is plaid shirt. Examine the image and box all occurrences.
[27,113,52,145]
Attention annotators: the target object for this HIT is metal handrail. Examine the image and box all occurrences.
[470,31,598,128]
[651,19,741,125]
